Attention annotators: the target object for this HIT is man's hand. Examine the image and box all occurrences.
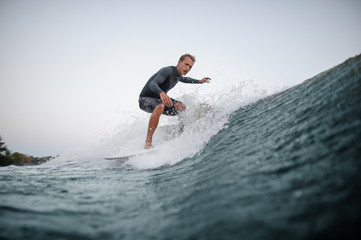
[160,92,173,107]
[199,77,211,83]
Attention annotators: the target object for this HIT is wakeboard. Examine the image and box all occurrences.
[104,148,158,161]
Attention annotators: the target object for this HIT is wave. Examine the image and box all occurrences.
[47,54,361,172]
[6,54,361,240]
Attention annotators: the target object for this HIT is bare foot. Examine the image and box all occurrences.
[144,141,154,149]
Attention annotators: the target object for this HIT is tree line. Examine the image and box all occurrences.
[0,136,54,167]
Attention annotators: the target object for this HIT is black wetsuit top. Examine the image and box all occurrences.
[139,66,200,99]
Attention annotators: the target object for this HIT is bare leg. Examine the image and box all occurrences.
[145,104,164,149]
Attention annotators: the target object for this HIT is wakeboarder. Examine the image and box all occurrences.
[138,54,211,149]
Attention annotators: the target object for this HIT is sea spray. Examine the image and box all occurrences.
[128,80,271,169]
[45,80,271,169]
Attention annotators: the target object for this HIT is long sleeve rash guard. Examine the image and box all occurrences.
[139,66,201,99]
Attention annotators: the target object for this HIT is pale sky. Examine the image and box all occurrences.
[1,0,360,156]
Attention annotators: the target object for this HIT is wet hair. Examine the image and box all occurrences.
[179,54,196,63]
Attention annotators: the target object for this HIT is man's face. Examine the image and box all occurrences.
[177,57,194,75]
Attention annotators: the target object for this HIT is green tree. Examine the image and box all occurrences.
[0,136,12,166]
[11,152,33,165]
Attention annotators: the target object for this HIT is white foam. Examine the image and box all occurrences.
[127,80,273,169]
[44,80,274,169]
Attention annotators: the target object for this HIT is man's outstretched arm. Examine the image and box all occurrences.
[180,77,211,84]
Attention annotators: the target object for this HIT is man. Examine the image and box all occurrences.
[139,54,211,149]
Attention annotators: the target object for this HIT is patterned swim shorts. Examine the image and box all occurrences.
[138,97,183,116]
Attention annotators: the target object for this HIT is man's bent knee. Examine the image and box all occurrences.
[153,104,165,114]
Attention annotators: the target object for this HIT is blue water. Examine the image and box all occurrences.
[1,55,361,240]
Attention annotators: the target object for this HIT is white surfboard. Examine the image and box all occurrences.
[104,148,158,161]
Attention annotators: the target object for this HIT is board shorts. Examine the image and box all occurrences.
[138,97,183,116]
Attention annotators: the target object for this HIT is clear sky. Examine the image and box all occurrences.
[1,0,360,156]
